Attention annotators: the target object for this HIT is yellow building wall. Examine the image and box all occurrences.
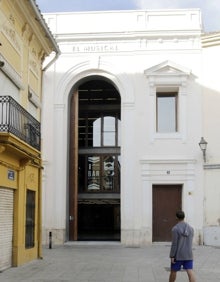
[0,0,54,267]
[0,0,43,119]
[0,153,18,190]
[0,3,22,73]
[0,136,42,267]
[13,164,41,266]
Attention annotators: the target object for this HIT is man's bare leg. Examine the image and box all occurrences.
[169,270,177,282]
[186,269,196,282]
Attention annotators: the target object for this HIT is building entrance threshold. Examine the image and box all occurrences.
[64,241,121,246]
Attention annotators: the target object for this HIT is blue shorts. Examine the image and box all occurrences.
[171,260,193,271]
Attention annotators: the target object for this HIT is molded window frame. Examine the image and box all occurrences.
[144,60,191,142]
[156,89,178,133]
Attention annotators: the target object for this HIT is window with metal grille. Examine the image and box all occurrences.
[25,190,35,248]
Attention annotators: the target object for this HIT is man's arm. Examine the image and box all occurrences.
[169,228,178,259]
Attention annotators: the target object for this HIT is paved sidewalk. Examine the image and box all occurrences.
[0,243,220,282]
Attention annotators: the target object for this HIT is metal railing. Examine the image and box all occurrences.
[0,96,40,150]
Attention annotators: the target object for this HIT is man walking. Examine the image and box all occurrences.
[169,211,196,282]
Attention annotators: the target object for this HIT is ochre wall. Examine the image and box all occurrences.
[0,0,55,268]
[0,135,42,266]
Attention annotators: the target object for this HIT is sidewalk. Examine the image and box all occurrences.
[0,242,220,282]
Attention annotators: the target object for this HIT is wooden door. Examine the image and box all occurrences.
[152,185,182,242]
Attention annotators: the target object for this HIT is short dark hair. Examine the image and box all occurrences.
[176,210,185,220]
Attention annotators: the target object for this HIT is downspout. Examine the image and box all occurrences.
[42,50,60,71]
[28,0,60,257]
[38,162,43,259]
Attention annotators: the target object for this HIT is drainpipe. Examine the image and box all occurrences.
[38,161,43,259]
[42,51,60,71]
[27,1,60,257]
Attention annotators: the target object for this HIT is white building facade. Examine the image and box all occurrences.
[41,9,220,246]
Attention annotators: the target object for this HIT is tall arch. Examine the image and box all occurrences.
[69,76,121,240]
[48,60,134,242]
[55,59,134,105]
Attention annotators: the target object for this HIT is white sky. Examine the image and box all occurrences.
[36,0,220,32]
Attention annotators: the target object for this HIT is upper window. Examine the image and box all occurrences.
[78,79,121,148]
[78,115,121,148]
[93,116,121,147]
[144,60,192,140]
[156,92,177,133]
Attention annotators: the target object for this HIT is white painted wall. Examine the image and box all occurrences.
[41,9,209,245]
[202,42,220,246]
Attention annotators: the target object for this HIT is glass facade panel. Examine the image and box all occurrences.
[103,117,116,146]
[78,155,120,193]
[103,156,115,190]
[87,156,100,190]
[93,118,101,146]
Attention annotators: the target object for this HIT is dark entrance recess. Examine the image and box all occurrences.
[69,77,121,241]
[78,204,120,241]
[152,184,182,242]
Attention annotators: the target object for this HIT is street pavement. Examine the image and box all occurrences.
[0,242,220,282]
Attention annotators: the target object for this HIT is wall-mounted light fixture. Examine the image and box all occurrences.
[199,137,208,162]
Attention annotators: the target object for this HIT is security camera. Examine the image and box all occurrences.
[0,61,4,67]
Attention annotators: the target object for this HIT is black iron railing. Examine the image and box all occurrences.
[0,96,40,150]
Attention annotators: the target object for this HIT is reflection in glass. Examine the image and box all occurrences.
[103,156,115,190]
[93,116,120,147]
[103,117,115,146]
[87,156,100,190]
[93,119,101,146]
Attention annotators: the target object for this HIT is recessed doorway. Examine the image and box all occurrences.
[78,204,120,241]
[69,77,121,241]
[152,184,182,241]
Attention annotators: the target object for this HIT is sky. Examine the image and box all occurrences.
[36,0,220,32]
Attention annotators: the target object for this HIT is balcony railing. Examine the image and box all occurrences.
[0,96,40,150]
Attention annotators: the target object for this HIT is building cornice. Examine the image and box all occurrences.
[16,0,60,56]
[55,30,201,42]
[202,31,220,48]
[43,9,202,37]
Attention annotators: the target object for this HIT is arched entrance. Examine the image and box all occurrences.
[69,77,121,241]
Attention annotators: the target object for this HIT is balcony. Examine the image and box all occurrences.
[0,96,40,151]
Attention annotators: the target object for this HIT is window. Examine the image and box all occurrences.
[25,190,35,248]
[79,115,120,147]
[144,61,191,140]
[93,116,120,147]
[87,156,101,190]
[78,155,120,193]
[156,92,177,133]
